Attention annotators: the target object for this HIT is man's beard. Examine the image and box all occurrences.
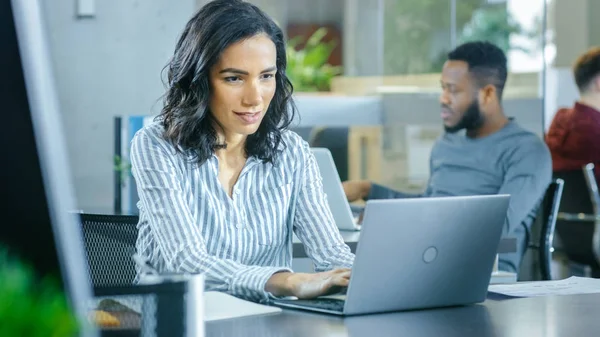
[443,99,485,133]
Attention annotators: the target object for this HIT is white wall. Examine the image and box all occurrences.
[544,67,579,131]
[42,0,196,210]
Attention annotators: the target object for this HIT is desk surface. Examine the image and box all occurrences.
[206,293,600,337]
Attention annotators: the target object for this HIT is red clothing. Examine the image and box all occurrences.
[545,102,600,183]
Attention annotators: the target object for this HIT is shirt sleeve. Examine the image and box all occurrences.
[498,138,552,236]
[291,139,355,271]
[130,130,290,302]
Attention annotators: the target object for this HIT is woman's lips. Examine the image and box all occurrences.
[234,111,261,124]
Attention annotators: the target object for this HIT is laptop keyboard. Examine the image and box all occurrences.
[277,298,345,313]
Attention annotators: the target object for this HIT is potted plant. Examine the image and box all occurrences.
[0,249,80,336]
[286,27,342,92]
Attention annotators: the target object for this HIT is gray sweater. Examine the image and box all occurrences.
[368,121,552,273]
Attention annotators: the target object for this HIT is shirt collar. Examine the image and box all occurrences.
[574,102,600,115]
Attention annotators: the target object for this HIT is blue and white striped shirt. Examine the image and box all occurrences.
[130,122,354,302]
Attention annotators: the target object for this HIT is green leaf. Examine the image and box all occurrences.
[0,248,79,336]
[286,27,341,92]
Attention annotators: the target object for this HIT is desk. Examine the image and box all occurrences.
[293,232,517,258]
[206,293,600,336]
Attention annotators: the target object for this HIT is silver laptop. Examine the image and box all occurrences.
[272,194,510,316]
[312,148,361,231]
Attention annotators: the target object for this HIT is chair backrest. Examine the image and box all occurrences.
[582,164,600,266]
[553,168,598,267]
[79,213,140,288]
[310,127,350,182]
[553,169,594,214]
[537,179,564,280]
[582,164,600,214]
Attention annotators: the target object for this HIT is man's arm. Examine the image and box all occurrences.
[366,182,423,200]
[343,142,437,201]
[498,139,552,237]
[365,147,435,200]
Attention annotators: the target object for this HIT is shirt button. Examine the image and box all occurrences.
[235,189,241,195]
[235,223,242,229]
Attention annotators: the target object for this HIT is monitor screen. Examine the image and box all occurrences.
[1,1,95,335]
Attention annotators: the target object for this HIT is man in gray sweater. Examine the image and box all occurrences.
[343,41,552,274]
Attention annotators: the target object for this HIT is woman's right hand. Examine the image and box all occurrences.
[266,268,351,299]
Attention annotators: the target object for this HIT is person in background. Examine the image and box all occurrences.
[130,0,353,303]
[343,41,552,274]
[546,46,600,182]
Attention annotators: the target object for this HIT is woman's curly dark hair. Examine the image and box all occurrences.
[157,0,296,165]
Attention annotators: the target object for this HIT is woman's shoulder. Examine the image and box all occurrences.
[278,129,311,158]
[133,120,164,141]
[131,120,177,155]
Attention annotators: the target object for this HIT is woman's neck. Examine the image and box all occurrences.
[215,130,247,161]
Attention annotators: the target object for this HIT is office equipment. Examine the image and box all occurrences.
[311,148,361,231]
[93,278,204,336]
[488,276,600,298]
[271,195,509,315]
[0,0,96,335]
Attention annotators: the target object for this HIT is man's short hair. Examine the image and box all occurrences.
[447,41,508,98]
[573,46,600,93]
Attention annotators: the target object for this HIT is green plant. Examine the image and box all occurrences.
[0,248,80,336]
[383,1,537,75]
[459,7,534,54]
[114,155,132,187]
[286,27,342,92]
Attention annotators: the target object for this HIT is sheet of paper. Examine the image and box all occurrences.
[204,291,281,322]
[488,276,600,298]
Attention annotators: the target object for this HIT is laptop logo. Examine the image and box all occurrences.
[423,246,438,263]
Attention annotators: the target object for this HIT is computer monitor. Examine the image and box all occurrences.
[1,0,96,335]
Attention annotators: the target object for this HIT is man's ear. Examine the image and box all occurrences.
[479,84,497,104]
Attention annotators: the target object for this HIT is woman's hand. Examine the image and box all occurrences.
[265,268,351,299]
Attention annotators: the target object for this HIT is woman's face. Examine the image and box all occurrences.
[208,34,277,140]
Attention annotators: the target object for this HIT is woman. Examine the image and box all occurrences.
[130,0,354,302]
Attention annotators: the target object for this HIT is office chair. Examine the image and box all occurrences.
[526,179,564,280]
[581,164,600,268]
[80,213,198,335]
[79,213,140,289]
[310,127,350,182]
[554,164,600,277]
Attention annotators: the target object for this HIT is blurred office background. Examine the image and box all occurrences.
[40,0,598,213]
